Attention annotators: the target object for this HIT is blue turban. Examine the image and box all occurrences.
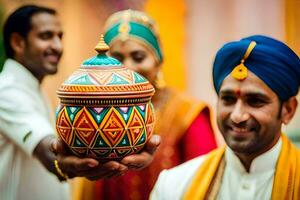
[213,35,300,101]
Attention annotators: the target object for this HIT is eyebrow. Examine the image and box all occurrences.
[219,89,270,99]
[38,29,63,36]
[219,90,235,95]
[131,50,146,54]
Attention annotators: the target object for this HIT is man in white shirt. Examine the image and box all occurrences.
[0,5,160,200]
[151,35,300,200]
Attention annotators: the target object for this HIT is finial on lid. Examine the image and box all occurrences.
[95,34,109,54]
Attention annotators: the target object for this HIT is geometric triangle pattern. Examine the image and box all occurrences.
[87,107,109,125]
[56,107,72,145]
[115,106,133,123]
[55,102,155,160]
[70,74,94,85]
[108,74,130,85]
[133,72,147,83]
[127,108,145,145]
[65,68,145,86]
[66,106,81,123]
[145,103,155,138]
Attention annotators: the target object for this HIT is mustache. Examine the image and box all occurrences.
[44,49,62,57]
[226,119,260,131]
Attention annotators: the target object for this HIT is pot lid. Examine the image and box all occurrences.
[57,35,155,103]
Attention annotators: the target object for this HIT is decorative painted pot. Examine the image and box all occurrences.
[55,36,155,160]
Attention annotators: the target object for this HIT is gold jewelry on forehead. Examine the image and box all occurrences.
[104,10,163,63]
[104,9,158,37]
[118,22,130,41]
[231,41,257,80]
[117,10,131,42]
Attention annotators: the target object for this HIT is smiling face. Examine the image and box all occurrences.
[109,39,160,84]
[217,71,283,155]
[20,12,63,81]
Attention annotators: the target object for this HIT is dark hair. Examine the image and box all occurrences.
[3,5,56,58]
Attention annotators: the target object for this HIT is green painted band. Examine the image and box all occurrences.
[104,22,163,62]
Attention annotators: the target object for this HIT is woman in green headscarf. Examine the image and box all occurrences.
[75,10,217,200]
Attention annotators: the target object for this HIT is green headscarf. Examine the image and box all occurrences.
[104,10,163,63]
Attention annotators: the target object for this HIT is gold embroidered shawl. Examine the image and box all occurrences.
[184,134,300,200]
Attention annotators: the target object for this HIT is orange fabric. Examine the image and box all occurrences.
[71,178,95,200]
[271,134,300,199]
[183,147,225,200]
[144,0,186,90]
[285,0,300,56]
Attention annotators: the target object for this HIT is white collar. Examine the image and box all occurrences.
[1,58,40,90]
[225,137,282,174]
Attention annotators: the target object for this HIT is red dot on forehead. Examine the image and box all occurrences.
[235,89,241,96]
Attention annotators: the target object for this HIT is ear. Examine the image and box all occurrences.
[281,97,298,125]
[10,32,25,56]
[156,60,162,69]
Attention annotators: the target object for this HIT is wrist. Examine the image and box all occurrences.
[33,135,57,174]
[54,159,69,181]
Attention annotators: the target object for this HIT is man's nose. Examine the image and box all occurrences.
[230,101,250,124]
[51,36,63,53]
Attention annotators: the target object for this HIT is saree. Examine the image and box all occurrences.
[73,88,217,200]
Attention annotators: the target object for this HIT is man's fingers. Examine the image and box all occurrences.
[52,135,160,179]
[51,137,68,155]
[50,139,57,154]
[120,134,160,169]
[56,137,69,154]
[145,135,161,154]
[121,151,153,170]
[56,156,129,180]
[57,155,99,175]
[81,162,128,180]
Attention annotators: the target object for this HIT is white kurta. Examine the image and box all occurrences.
[150,138,282,200]
[0,59,70,200]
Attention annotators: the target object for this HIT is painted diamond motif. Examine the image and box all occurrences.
[146,104,155,124]
[127,108,145,145]
[73,108,98,146]
[100,108,125,146]
[56,109,73,145]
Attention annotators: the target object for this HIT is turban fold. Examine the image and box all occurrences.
[213,35,300,101]
[104,10,163,63]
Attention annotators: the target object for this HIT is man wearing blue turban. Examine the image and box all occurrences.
[151,35,300,200]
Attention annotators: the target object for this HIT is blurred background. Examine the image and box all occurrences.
[0,0,299,144]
